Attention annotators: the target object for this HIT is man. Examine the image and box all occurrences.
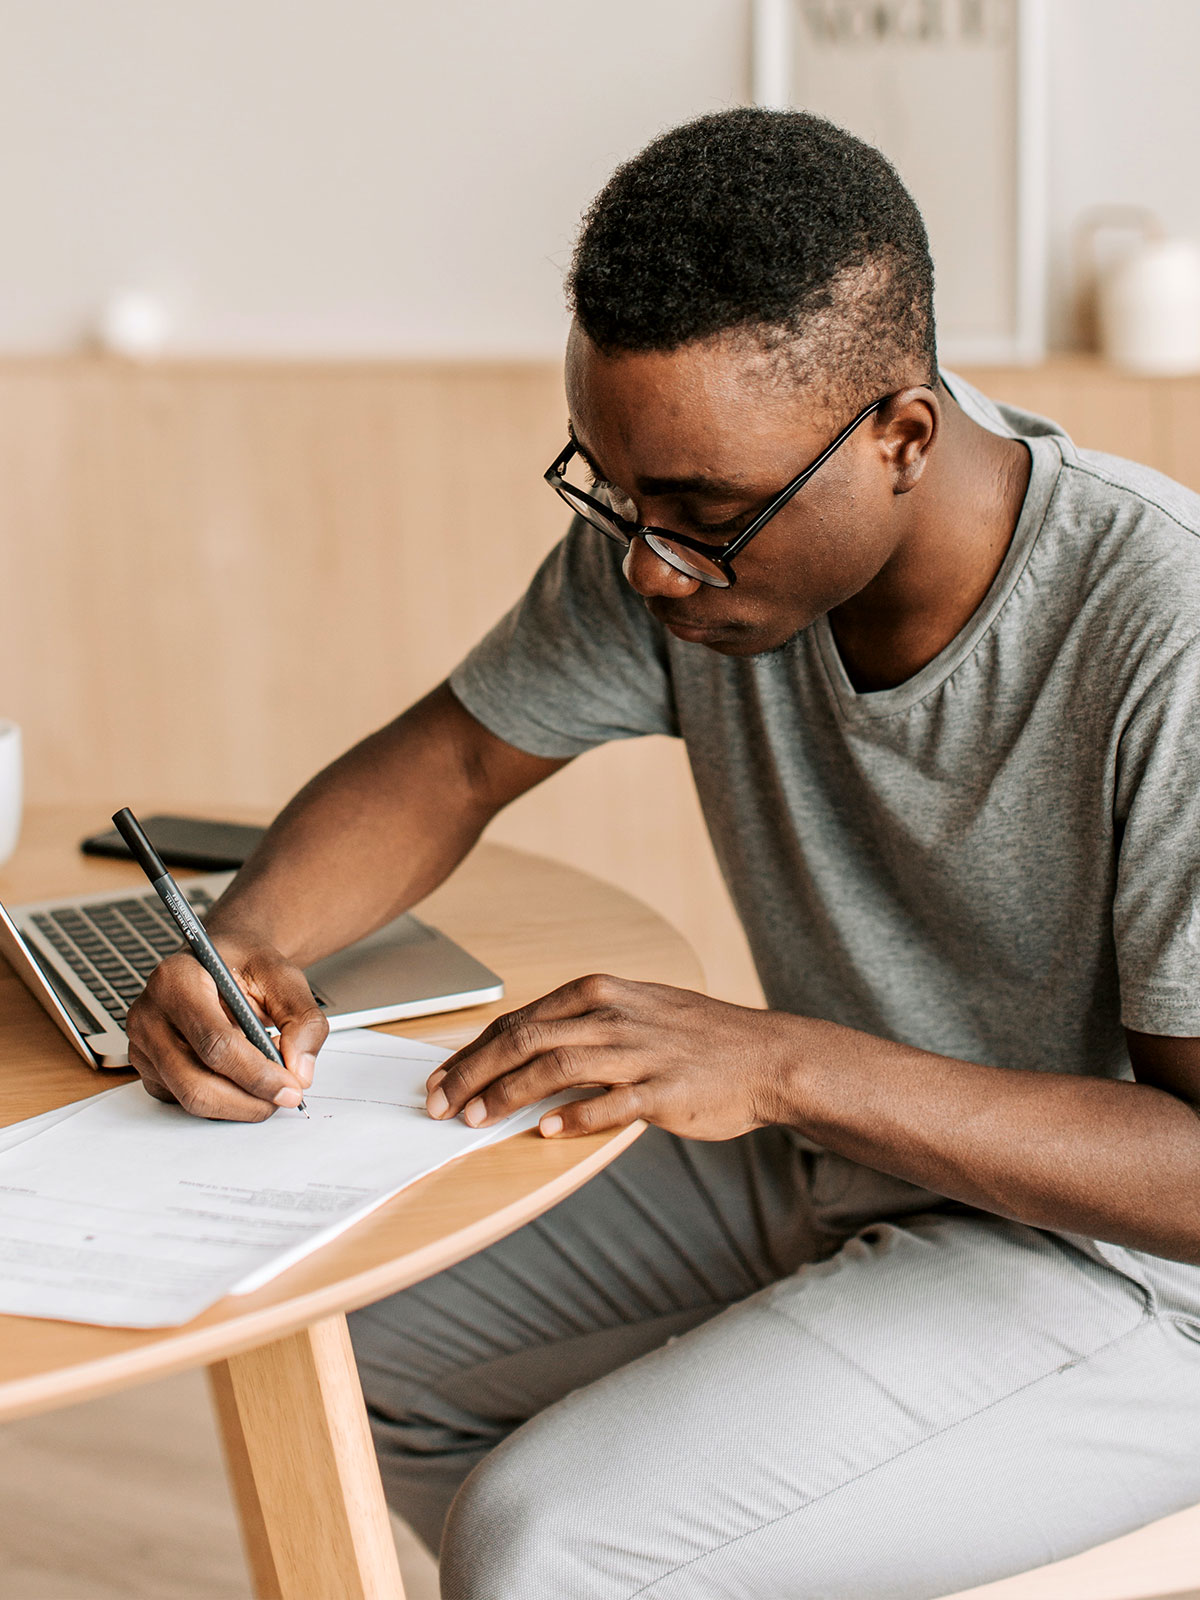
[128,110,1200,1598]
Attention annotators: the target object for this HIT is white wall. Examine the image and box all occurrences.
[0,0,1194,357]
[0,0,746,357]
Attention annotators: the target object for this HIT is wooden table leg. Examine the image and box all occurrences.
[208,1314,406,1600]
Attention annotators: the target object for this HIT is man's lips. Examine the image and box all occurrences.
[663,618,725,641]
[651,605,737,641]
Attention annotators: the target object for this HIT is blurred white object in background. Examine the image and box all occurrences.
[95,290,172,360]
[1096,227,1200,376]
[0,722,22,867]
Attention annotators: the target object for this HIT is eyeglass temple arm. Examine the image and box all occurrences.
[716,398,882,561]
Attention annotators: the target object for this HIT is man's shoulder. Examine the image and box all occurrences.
[949,370,1200,612]
[1057,445,1200,546]
[1053,447,1200,665]
[946,367,1200,543]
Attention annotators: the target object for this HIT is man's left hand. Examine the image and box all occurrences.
[424,974,795,1140]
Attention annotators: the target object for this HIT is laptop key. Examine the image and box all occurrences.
[30,881,228,1037]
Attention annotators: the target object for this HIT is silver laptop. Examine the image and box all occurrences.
[0,874,503,1068]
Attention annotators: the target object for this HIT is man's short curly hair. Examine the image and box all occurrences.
[567,108,936,408]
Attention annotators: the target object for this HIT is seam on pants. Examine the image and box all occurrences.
[625,1307,1156,1600]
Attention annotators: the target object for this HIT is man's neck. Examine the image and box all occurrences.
[827,392,1031,693]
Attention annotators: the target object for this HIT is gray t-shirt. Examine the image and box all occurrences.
[450,374,1200,1083]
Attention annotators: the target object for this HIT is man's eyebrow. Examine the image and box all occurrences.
[566,422,751,498]
[638,471,750,497]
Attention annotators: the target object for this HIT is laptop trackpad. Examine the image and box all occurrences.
[303,912,466,1013]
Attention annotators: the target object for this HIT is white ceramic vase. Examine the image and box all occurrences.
[1098,237,1200,376]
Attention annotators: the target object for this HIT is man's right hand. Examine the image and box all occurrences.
[119,684,566,1121]
[125,936,329,1121]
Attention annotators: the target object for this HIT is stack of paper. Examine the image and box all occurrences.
[0,1030,560,1329]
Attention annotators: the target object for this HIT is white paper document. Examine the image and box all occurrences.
[0,1030,558,1328]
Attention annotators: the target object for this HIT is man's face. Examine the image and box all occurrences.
[563,324,924,656]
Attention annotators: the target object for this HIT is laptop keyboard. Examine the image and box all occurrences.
[29,890,215,1027]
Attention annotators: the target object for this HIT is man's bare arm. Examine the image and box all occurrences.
[124,684,567,1120]
[419,975,1200,1263]
[770,1020,1200,1262]
[207,683,567,962]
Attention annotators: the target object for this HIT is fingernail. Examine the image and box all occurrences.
[297,1054,316,1088]
[426,1068,446,1092]
[540,1115,563,1137]
[274,1087,302,1108]
[427,1087,448,1118]
[463,1097,486,1126]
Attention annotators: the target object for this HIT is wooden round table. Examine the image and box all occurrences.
[0,806,704,1599]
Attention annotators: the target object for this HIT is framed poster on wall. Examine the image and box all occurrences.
[753,0,1047,365]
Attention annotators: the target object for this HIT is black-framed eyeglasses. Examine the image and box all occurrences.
[544,390,904,589]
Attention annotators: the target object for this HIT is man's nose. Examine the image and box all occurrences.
[622,537,703,600]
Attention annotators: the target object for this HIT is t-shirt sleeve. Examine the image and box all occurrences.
[1114,637,1200,1033]
[448,517,679,758]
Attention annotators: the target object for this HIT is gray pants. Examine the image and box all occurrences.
[348,1127,1200,1599]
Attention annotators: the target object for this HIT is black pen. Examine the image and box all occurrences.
[113,807,309,1117]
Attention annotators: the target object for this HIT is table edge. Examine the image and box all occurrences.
[0,1120,646,1421]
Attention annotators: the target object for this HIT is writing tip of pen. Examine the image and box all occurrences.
[298,1100,311,1119]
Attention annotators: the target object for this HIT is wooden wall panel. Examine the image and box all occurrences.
[0,358,761,1002]
[0,361,569,806]
[2,356,1198,1007]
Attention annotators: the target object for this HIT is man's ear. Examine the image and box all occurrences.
[879,386,939,495]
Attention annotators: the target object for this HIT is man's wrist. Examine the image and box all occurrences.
[203,902,282,953]
[753,1011,817,1130]
[757,1012,876,1137]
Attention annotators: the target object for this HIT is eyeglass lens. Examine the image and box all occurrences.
[554,471,731,588]
[553,450,731,586]
[641,534,730,587]
[554,482,623,540]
